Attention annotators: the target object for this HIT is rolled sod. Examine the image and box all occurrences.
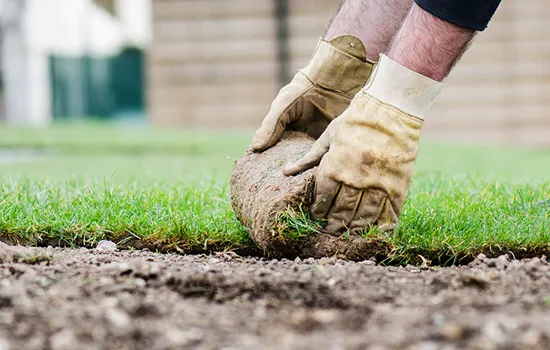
[230,132,388,260]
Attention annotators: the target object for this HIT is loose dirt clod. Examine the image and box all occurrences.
[230,132,389,260]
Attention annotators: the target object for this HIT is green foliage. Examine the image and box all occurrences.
[0,178,252,252]
[276,205,325,241]
[1,123,549,264]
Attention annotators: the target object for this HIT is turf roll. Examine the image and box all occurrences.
[230,132,388,260]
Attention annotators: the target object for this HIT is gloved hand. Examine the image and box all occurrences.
[284,55,443,233]
[251,35,374,152]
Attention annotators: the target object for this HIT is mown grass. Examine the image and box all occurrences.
[0,122,251,156]
[0,123,254,253]
[1,123,549,264]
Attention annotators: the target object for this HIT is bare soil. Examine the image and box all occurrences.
[1,243,549,350]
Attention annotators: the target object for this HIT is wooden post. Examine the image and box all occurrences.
[274,0,290,88]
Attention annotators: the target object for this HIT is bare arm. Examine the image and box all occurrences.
[252,0,414,151]
[325,0,413,62]
[387,3,476,82]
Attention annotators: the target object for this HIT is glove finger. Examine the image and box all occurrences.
[375,196,399,232]
[323,185,363,234]
[348,189,387,235]
[283,129,331,176]
[251,76,312,152]
[310,171,341,219]
[251,107,293,152]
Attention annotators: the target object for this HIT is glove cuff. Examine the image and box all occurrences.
[301,36,374,96]
[363,54,443,120]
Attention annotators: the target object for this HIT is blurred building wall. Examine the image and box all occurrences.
[0,0,151,125]
[424,0,550,147]
[149,0,276,127]
[149,0,550,147]
[148,0,335,128]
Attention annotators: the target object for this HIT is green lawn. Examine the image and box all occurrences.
[1,123,549,265]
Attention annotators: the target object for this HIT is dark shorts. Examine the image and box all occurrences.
[414,0,502,31]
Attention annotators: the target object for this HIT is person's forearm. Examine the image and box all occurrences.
[325,0,412,62]
[387,3,475,82]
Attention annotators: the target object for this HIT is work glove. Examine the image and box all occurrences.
[251,35,374,152]
[284,55,443,233]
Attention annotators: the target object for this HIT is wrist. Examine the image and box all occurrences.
[363,55,443,120]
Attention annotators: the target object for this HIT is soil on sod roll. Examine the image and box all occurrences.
[1,243,549,350]
[230,132,387,260]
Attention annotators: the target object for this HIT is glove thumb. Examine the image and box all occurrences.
[251,111,288,152]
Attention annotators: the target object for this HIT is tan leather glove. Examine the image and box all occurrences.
[251,35,374,152]
[284,55,443,234]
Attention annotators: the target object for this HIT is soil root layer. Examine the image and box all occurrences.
[230,132,387,260]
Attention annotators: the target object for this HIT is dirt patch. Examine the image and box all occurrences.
[230,132,389,260]
[1,244,549,350]
[0,242,52,264]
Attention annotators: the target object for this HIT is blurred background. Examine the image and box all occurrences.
[0,0,549,145]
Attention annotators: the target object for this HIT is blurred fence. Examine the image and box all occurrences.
[50,48,145,120]
[148,0,550,147]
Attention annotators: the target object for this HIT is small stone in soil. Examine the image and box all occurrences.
[95,240,117,252]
